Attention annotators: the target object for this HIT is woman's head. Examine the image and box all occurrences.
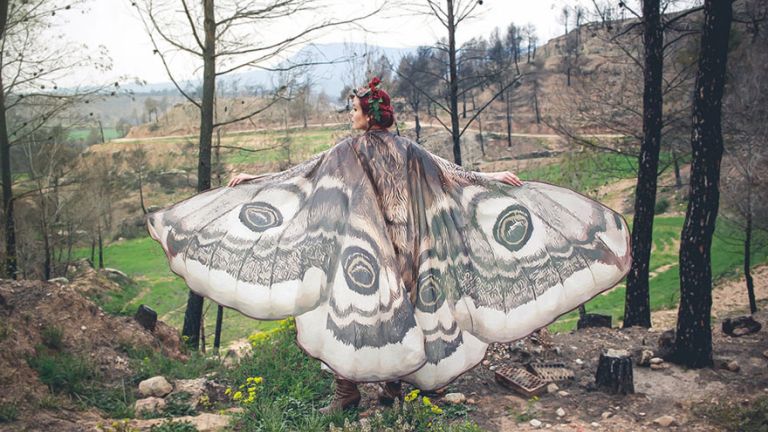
[349,77,395,131]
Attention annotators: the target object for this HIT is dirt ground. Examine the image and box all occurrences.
[356,265,768,432]
[2,264,766,431]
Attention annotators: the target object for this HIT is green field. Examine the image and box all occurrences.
[78,237,281,347]
[224,126,347,165]
[68,127,123,141]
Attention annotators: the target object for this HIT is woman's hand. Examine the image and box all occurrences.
[486,171,523,187]
[227,173,259,187]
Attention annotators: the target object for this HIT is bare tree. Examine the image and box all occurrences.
[669,0,733,368]
[395,47,437,143]
[405,0,521,165]
[1,0,114,279]
[719,25,768,314]
[134,0,382,349]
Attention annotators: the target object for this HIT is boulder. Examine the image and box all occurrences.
[134,397,166,415]
[138,376,173,398]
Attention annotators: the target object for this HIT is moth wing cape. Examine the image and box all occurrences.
[147,134,631,390]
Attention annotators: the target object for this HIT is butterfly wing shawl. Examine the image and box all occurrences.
[147,138,426,381]
[399,142,631,389]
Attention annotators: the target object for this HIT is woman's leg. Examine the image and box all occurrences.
[319,376,361,414]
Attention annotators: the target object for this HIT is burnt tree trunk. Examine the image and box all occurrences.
[447,0,462,166]
[0,0,16,279]
[505,87,512,148]
[182,0,215,351]
[623,0,663,329]
[669,0,733,368]
[595,349,634,395]
[745,204,757,314]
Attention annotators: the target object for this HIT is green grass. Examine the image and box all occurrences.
[224,126,345,165]
[68,127,122,141]
[548,216,768,332]
[225,321,485,431]
[73,237,280,348]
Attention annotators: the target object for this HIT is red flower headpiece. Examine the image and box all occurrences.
[353,77,392,124]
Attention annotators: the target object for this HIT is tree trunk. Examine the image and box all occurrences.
[138,172,147,214]
[183,0,216,351]
[97,226,104,269]
[745,203,756,314]
[673,150,682,189]
[447,0,462,166]
[505,87,512,148]
[623,0,663,329]
[533,80,541,124]
[414,112,421,143]
[478,116,485,157]
[669,0,733,368]
[0,0,16,279]
[595,349,634,395]
[213,304,224,354]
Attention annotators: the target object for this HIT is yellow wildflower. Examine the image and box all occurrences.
[233,391,243,401]
[247,377,254,384]
[254,376,263,384]
[422,396,432,406]
[224,387,232,395]
[431,405,443,414]
[404,389,420,402]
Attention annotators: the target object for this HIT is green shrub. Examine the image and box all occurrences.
[0,403,19,423]
[28,350,95,395]
[149,419,198,432]
[654,197,670,214]
[695,396,768,432]
[41,325,64,350]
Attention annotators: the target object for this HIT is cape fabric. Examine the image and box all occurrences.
[147,130,631,390]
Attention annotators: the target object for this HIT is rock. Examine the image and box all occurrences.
[653,415,678,427]
[636,349,654,367]
[443,393,466,404]
[134,304,158,332]
[601,411,613,420]
[726,360,740,372]
[577,313,612,329]
[138,376,173,398]
[591,422,600,428]
[482,360,491,366]
[650,363,670,370]
[557,391,570,397]
[529,419,542,428]
[102,267,132,286]
[650,357,664,365]
[171,378,208,409]
[48,277,69,284]
[556,407,566,417]
[466,398,477,405]
[547,383,560,393]
[762,350,768,360]
[575,359,584,365]
[130,413,230,431]
[134,397,166,415]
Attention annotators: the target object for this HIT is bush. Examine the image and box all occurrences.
[41,325,64,350]
[0,403,19,423]
[654,197,670,214]
[28,350,95,395]
[695,396,768,432]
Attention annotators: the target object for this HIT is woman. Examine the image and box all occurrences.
[147,78,631,413]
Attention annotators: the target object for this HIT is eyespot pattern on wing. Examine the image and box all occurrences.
[417,272,445,312]
[493,204,533,252]
[239,202,283,232]
[341,246,380,295]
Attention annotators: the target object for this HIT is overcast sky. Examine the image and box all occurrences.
[57,0,578,86]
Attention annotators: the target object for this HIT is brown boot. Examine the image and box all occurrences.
[319,377,361,414]
[378,381,402,406]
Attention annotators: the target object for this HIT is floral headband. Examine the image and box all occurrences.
[352,77,392,123]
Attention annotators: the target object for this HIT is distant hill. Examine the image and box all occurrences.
[122,43,414,100]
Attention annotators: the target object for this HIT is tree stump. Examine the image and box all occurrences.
[595,349,634,395]
[135,304,158,332]
[577,313,612,329]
